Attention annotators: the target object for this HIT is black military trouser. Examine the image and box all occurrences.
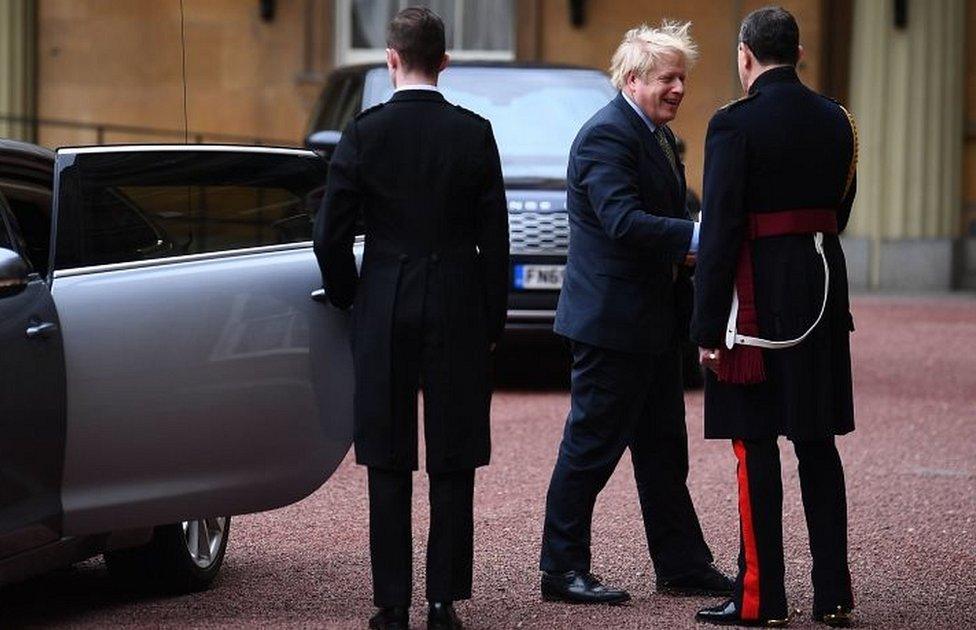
[368,279,476,608]
[731,438,853,620]
[539,341,714,579]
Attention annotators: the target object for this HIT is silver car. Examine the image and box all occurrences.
[0,140,352,591]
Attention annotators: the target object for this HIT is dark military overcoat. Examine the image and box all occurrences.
[690,67,857,441]
[314,90,509,472]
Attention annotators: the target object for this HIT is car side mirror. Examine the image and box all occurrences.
[0,247,29,295]
[305,130,342,158]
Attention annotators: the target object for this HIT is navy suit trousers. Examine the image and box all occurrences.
[539,341,713,579]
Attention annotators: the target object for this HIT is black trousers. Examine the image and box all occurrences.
[368,467,475,607]
[367,274,479,607]
[731,438,853,620]
[539,341,714,578]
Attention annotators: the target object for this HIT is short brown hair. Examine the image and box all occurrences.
[386,7,446,76]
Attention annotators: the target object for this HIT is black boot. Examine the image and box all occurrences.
[695,599,792,627]
[428,601,463,630]
[813,605,852,627]
[657,563,734,596]
[369,607,409,630]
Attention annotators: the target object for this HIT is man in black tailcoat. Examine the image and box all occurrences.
[692,7,857,628]
[538,22,732,606]
[314,8,508,630]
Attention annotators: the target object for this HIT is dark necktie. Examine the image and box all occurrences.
[654,125,680,180]
[654,125,682,281]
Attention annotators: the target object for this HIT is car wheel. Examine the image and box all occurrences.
[104,516,231,594]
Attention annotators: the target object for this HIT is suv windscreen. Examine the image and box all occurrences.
[363,67,616,183]
[54,150,327,270]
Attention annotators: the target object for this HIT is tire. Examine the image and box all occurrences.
[104,516,230,594]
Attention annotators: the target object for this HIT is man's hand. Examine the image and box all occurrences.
[699,347,721,373]
[683,252,697,267]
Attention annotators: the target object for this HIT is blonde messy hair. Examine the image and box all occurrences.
[609,21,699,90]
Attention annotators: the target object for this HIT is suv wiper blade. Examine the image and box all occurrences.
[504,176,566,189]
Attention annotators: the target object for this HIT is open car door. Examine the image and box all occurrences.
[50,146,352,536]
[0,190,66,558]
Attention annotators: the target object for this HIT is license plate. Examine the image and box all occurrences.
[513,264,565,290]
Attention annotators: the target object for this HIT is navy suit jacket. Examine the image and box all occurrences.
[554,92,695,353]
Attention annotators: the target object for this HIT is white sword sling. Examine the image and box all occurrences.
[725,231,828,352]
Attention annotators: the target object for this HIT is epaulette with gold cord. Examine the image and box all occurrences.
[837,103,858,200]
[718,91,759,111]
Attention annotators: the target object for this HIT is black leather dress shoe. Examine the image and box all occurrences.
[657,564,734,596]
[695,599,791,627]
[541,570,631,605]
[813,605,852,627]
[428,601,464,630]
[369,606,409,630]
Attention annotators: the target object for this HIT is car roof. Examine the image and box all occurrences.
[56,143,312,156]
[331,60,606,77]
[0,138,56,165]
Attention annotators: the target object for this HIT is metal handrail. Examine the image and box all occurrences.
[0,113,298,147]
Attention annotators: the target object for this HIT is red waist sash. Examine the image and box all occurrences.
[716,209,840,385]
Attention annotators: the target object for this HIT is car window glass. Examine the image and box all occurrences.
[335,75,365,131]
[363,67,617,181]
[311,76,344,132]
[0,197,13,251]
[54,150,327,270]
[3,188,54,276]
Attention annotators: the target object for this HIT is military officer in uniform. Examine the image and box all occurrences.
[691,7,857,627]
[314,7,508,630]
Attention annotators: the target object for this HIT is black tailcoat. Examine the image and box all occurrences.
[314,89,509,472]
[690,67,857,440]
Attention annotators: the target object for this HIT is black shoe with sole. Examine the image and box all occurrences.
[657,564,734,596]
[813,605,852,627]
[695,599,792,627]
[541,570,631,605]
[428,601,464,630]
[369,606,409,630]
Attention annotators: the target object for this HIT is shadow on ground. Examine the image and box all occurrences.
[0,560,174,627]
[493,341,570,390]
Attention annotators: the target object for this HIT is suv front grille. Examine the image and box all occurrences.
[509,211,569,254]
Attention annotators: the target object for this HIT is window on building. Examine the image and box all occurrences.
[336,0,514,65]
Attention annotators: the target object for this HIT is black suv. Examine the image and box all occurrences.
[306,62,617,345]
[306,62,704,386]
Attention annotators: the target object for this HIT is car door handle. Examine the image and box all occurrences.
[26,322,58,339]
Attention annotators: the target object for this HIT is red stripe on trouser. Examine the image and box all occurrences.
[734,440,761,620]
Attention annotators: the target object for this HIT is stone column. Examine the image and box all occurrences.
[0,0,36,142]
[846,0,965,290]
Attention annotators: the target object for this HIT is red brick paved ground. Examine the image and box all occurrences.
[2,296,974,629]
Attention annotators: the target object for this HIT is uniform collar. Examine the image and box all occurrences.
[389,89,447,104]
[748,65,800,95]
